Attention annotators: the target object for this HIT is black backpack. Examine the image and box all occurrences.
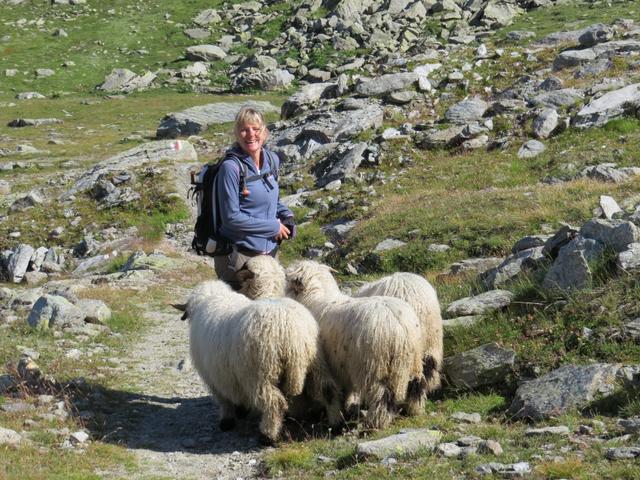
[189,152,278,256]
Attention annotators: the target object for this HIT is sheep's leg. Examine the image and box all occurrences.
[343,391,361,421]
[255,384,288,444]
[423,354,442,394]
[364,384,395,430]
[235,404,250,419]
[403,375,428,416]
[324,386,344,429]
[211,389,236,431]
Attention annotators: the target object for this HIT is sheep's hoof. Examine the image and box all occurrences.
[235,404,250,419]
[219,418,236,431]
[257,433,276,447]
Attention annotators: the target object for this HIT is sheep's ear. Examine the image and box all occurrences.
[172,303,187,312]
[236,268,255,282]
[327,266,339,274]
[289,277,303,295]
[181,311,189,321]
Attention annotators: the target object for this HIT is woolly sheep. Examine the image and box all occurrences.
[237,255,340,420]
[285,260,427,429]
[185,280,341,443]
[354,272,443,395]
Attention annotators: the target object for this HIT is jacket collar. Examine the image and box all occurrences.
[226,145,270,174]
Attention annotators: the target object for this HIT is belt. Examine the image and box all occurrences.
[234,245,279,257]
[235,245,261,255]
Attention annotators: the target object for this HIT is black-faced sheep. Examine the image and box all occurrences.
[285,260,427,429]
[185,280,341,444]
[354,272,443,396]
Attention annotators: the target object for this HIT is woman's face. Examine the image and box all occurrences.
[236,122,266,157]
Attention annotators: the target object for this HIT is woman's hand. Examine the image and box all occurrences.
[275,220,290,242]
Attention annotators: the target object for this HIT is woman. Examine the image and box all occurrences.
[213,106,294,290]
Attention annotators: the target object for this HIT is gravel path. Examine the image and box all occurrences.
[99,292,269,479]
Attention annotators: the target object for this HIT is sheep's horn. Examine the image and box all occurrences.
[172,303,187,312]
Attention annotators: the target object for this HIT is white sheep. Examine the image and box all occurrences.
[354,272,443,395]
[185,280,342,444]
[285,260,427,429]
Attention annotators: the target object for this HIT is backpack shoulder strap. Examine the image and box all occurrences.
[221,155,248,193]
[266,149,278,181]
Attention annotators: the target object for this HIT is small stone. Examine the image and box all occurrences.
[357,429,441,459]
[518,140,546,158]
[606,447,640,460]
[65,349,82,360]
[428,244,450,253]
[374,239,406,252]
[451,412,481,424]
[599,195,622,220]
[0,427,23,446]
[525,426,570,436]
[457,435,483,447]
[437,442,462,457]
[69,431,89,445]
[477,440,503,456]
[618,417,640,434]
[1,402,34,413]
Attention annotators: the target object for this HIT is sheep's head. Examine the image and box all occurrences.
[285,260,339,299]
[180,280,237,318]
[237,255,285,299]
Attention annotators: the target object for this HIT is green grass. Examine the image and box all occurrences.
[0,0,236,96]
[333,118,640,277]
[0,442,136,480]
[500,0,640,43]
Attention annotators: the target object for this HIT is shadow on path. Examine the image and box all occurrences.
[73,385,264,455]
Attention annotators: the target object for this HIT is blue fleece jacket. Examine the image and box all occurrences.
[215,146,293,254]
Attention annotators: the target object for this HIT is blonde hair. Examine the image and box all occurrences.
[234,106,266,137]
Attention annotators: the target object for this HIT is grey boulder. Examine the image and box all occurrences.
[357,429,441,459]
[355,72,419,97]
[508,363,620,420]
[578,24,615,47]
[97,68,156,93]
[156,101,278,139]
[446,290,514,317]
[618,243,640,272]
[444,97,488,125]
[185,45,226,61]
[580,218,640,252]
[6,244,35,284]
[532,108,559,139]
[518,140,545,158]
[574,84,640,128]
[27,295,84,330]
[444,342,516,390]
